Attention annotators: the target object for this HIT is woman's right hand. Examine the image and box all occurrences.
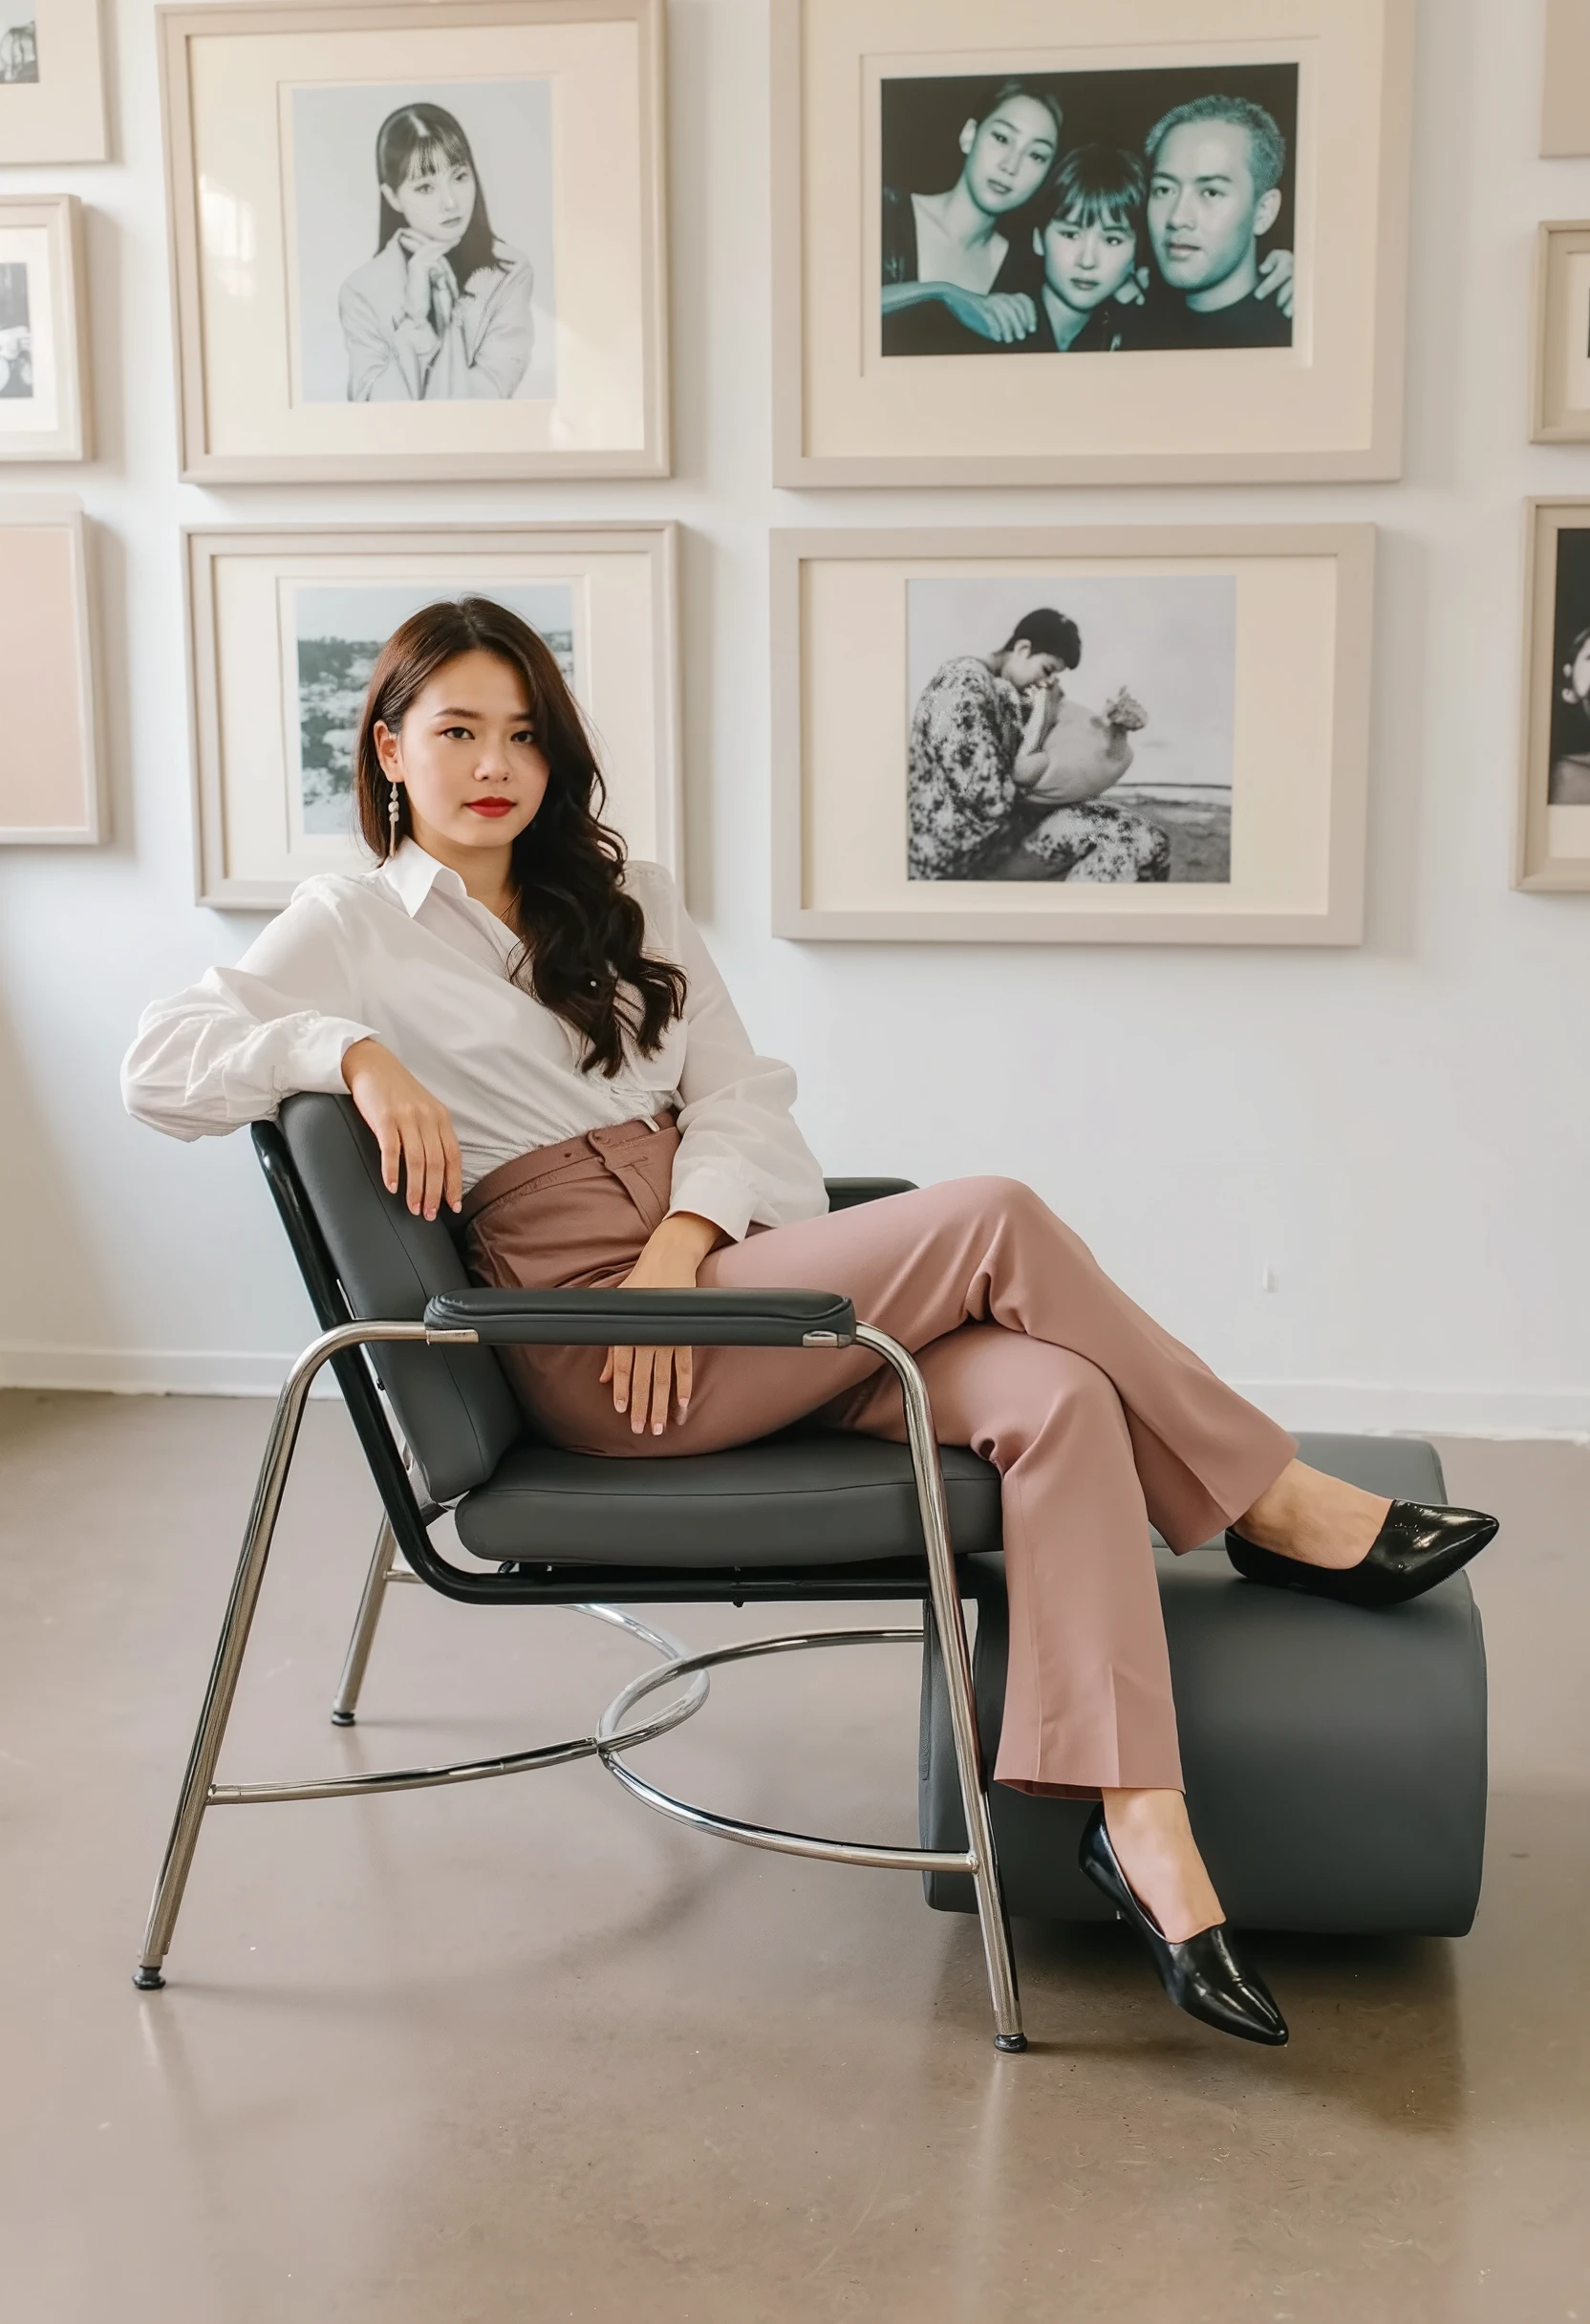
[340,1038,463,1219]
[942,285,1039,344]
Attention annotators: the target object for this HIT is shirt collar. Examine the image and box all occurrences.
[382,839,467,919]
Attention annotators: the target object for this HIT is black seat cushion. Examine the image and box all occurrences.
[454,1430,1003,1566]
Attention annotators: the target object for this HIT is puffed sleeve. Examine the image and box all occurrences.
[120,885,378,1142]
[629,867,828,1241]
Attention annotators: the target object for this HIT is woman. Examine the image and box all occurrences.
[1550,625,1590,805]
[122,598,1497,2050]
[882,80,1061,355]
[1023,146,1149,354]
[908,609,1170,883]
[337,103,533,402]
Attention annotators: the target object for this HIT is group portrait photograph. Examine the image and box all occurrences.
[880,61,1300,360]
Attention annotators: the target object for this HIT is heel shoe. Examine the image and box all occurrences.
[1078,1808,1287,2047]
[1225,1500,1498,1611]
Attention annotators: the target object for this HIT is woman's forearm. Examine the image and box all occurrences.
[883,279,956,315]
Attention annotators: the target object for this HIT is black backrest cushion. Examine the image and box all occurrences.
[277,1093,523,1500]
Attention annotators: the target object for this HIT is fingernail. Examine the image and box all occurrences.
[653,1421,663,1435]
[614,1398,627,1413]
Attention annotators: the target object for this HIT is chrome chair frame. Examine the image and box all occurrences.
[132,1129,1025,2052]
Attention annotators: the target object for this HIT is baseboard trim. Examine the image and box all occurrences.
[0,1345,344,1399]
[1228,1380,1590,1442]
[0,1346,1584,1438]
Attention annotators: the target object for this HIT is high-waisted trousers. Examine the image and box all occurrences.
[460,1114,1296,1798]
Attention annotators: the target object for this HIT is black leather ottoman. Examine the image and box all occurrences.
[919,1433,1488,1935]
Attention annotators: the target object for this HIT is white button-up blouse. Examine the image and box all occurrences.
[120,843,829,1243]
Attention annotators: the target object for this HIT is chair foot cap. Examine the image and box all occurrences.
[993,2033,1027,2053]
[132,1967,165,1990]
[330,1711,356,1728]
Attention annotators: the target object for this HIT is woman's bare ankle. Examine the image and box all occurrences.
[1237,1459,1391,1572]
[1100,1787,1223,1944]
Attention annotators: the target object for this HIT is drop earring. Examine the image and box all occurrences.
[388,781,400,846]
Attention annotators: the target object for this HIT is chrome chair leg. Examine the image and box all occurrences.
[331,1516,398,1726]
[855,1323,1026,2053]
[133,1320,436,1990]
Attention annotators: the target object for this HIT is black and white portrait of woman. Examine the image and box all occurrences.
[906,575,1236,884]
[880,62,1299,358]
[1548,527,1590,806]
[290,79,557,406]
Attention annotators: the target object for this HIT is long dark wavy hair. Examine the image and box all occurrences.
[374,104,505,292]
[353,597,687,1078]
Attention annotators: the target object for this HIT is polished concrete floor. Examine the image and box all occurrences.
[1,1389,1586,2322]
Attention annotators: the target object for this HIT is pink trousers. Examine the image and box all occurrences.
[461,1115,1295,1797]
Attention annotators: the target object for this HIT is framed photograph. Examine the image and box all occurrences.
[1515,499,1590,892]
[0,497,102,845]
[185,523,681,908]
[1529,223,1590,442]
[0,197,90,463]
[0,0,108,163]
[771,526,1374,945]
[159,0,669,482]
[1541,0,1590,157]
[770,0,1415,485]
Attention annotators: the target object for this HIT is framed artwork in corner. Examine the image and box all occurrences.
[158,0,670,482]
[1541,0,1590,157]
[184,522,681,908]
[0,0,108,163]
[769,0,1416,486]
[771,526,1375,946]
[1530,223,1590,442]
[1515,499,1590,892]
[0,497,102,844]
[0,196,91,463]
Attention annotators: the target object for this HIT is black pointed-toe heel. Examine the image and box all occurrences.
[1078,1808,1288,2048]
[1225,1501,1498,1611]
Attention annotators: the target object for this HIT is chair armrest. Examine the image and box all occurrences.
[424,1285,857,1348]
[824,1178,917,1212]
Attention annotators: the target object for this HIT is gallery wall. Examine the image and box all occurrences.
[0,0,1586,1433]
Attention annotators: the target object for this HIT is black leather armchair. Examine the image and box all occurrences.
[133,1094,1028,2050]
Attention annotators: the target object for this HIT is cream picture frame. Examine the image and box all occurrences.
[772,526,1375,945]
[1515,498,1590,893]
[0,0,108,164]
[770,0,1415,486]
[0,497,103,845]
[0,196,91,463]
[1530,223,1590,443]
[159,0,671,482]
[186,523,682,909]
[1541,0,1590,158]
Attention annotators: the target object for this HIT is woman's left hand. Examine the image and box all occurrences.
[1255,248,1295,319]
[600,1210,723,1435]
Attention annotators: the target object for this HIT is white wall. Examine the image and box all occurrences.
[1,0,1586,1434]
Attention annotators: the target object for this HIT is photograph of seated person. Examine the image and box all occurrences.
[122,596,1497,2052]
[1129,94,1295,349]
[908,607,1167,881]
